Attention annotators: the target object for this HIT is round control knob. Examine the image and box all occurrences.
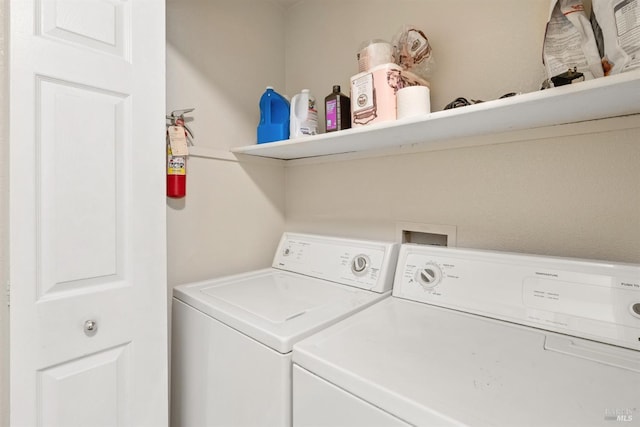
[631,302,640,319]
[351,254,370,276]
[415,264,442,290]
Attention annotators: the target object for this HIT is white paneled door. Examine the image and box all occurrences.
[9,0,167,426]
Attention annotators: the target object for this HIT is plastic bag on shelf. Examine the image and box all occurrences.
[591,0,640,75]
[542,0,604,82]
[392,25,434,80]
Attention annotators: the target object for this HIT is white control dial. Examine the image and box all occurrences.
[351,254,370,276]
[631,302,640,319]
[415,263,442,289]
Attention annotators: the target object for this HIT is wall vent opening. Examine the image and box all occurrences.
[396,222,457,247]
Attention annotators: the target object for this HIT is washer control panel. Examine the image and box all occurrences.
[273,233,399,293]
[392,245,640,351]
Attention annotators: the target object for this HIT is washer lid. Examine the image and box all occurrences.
[173,268,388,354]
[293,297,640,426]
[201,271,349,323]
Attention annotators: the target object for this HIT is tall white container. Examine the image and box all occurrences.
[290,89,318,138]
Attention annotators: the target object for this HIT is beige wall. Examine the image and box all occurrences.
[285,121,640,263]
[283,0,640,264]
[0,0,8,423]
[166,0,287,287]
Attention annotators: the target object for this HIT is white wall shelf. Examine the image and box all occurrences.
[231,71,640,160]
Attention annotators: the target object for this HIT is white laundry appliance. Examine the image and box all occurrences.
[170,233,399,426]
[293,244,640,426]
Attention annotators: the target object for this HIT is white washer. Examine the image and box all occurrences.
[170,233,398,427]
[293,244,640,426]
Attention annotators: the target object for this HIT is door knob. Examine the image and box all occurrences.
[84,319,98,337]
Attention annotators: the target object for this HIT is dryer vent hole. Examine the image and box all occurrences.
[401,230,448,246]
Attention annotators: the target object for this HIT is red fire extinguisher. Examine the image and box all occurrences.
[166,108,194,198]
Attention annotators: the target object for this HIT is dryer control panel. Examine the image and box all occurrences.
[273,233,399,293]
[393,244,640,351]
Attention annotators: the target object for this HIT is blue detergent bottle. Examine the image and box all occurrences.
[257,87,290,144]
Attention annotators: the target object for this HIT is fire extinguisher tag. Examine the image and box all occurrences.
[168,125,189,156]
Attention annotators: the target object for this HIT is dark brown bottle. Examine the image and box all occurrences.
[324,85,351,132]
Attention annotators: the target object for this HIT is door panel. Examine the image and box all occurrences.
[9,0,167,426]
[39,0,130,58]
[38,344,130,427]
[38,78,127,296]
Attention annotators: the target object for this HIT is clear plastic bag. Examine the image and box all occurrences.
[391,25,435,80]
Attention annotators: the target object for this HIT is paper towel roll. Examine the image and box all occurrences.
[396,86,431,119]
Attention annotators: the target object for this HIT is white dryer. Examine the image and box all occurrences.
[170,233,398,426]
[293,244,640,426]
